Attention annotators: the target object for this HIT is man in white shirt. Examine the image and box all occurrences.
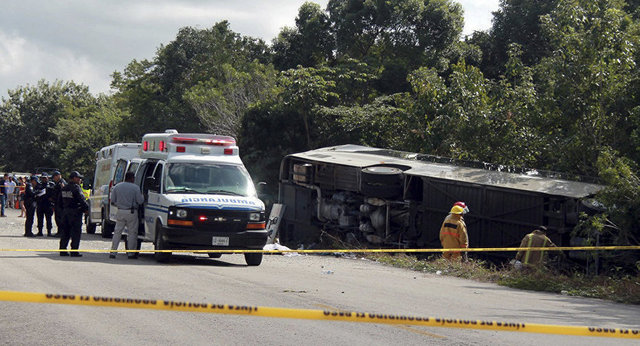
[5,175,16,209]
[109,172,144,259]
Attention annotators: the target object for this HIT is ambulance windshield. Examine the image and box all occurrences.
[165,163,256,197]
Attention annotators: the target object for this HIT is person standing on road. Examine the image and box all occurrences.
[439,205,468,261]
[18,177,27,217]
[23,176,38,237]
[50,171,66,237]
[35,173,54,236]
[109,172,144,259]
[514,226,557,268]
[59,171,89,257]
[5,176,16,209]
[0,173,8,217]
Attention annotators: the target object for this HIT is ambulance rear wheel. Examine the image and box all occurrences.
[154,225,171,263]
[86,223,96,234]
[244,253,263,266]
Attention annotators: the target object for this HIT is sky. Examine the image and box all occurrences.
[0,0,499,98]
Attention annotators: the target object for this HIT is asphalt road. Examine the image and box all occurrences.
[0,207,638,345]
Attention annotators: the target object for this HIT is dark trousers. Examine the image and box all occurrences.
[24,206,36,235]
[59,211,82,251]
[36,205,53,234]
[54,207,64,234]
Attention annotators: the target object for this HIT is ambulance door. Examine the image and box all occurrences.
[108,159,128,223]
[139,161,158,237]
[144,162,165,239]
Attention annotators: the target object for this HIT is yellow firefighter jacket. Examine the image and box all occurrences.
[515,230,556,266]
[439,214,468,260]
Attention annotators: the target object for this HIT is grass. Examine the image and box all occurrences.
[366,253,640,305]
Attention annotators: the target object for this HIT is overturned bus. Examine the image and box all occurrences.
[277,145,603,255]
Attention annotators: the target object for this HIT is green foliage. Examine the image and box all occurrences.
[184,62,278,137]
[534,0,639,175]
[52,97,127,178]
[484,0,558,78]
[111,21,272,139]
[594,150,640,245]
[327,0,464,92]
[0,80,95,172]
[272,2,334,70]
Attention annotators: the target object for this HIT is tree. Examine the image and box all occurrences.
[327,0,464,92]
[111,21,272,140]
[483,0,559,79]
[52,96,127,177]
[534,0,639,175]
[272,2,334,70]
[0,80,95,172]
[184,63,278,138]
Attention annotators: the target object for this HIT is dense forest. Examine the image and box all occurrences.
[1,0,639,249]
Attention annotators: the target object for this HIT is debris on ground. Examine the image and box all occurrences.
[263,243,301,257]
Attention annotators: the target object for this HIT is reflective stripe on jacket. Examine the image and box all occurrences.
[515,230,556,265]
[439,214,468,250]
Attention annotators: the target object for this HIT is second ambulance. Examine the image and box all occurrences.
[135,130,267,265]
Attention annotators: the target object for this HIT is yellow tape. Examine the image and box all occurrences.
[0,290,637,339]
[0,246,639,254]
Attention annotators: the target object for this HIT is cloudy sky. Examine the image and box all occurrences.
[0,0,499,98]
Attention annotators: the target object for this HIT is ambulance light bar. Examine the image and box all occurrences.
[172,137,235,146]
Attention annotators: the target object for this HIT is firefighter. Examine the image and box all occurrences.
[59,171,89,257]
[439,205,468,260]
[514,226,556,268]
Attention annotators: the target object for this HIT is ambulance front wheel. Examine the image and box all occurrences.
[154,224,171,263]
[244,253,263,266]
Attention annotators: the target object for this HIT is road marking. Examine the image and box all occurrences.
[313,303,446,339]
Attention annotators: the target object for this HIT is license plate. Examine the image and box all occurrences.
[212,236,229,246]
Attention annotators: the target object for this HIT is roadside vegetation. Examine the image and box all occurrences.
[368,253,640,305]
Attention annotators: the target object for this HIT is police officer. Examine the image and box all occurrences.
[59,171,89,257]
[50,171,66,237]
[35,173,55,236]
[23,176,38,237]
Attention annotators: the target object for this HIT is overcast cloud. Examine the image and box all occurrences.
[0,0,498,98]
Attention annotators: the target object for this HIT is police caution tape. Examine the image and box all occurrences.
[0,246,639,254]
[0,290,637,339]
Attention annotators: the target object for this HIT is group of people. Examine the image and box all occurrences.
[438,201,556,269]
[13,171,90,256]
[5,170,144,259]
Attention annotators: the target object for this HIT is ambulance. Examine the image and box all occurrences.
[134,130,267,265]
[88,143,141,237]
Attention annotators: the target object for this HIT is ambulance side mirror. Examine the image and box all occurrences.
[256,182,267,194]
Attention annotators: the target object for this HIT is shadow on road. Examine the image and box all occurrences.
[32,252,248,267]
[484,293,640,327]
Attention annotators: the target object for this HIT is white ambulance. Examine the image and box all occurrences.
[88,143,141,237]
[134,130,267,265]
